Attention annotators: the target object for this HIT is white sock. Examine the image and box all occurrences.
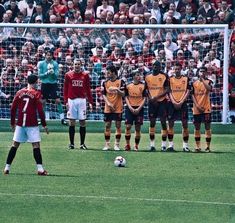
[183,142,188,148]
[161,141,167,147]
[37,164,44,172]
[150,140,155,147]
[114,141,119,146]
[169,141,174,147]
[4,164,10,171]
[105,141,110,147]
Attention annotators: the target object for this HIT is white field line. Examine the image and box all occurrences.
[0,192,234,206]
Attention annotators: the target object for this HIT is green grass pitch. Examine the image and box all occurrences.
[0,121,234,223]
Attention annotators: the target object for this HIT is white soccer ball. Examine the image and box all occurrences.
[114,156,126,167]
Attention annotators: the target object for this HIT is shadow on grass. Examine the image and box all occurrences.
[10,173,80,178]
[85,148,235,154]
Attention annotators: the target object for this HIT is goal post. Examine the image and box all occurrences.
[0,23,230,123]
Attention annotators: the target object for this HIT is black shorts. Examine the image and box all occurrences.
[193,113,211,124]
[168,102,188,122]
[104,113,122,122]
[125,106,144,125]
[41,83,59,100]
[148,99,167,121]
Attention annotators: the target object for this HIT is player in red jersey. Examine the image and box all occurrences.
[63,58,93,150]
[3,74,49,176]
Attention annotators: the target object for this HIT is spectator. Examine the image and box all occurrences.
[115,2,129,18]
[96,0,114,18]
[54,37,72,63]
[0,58,19,101]
[14,11,24,23]
[5,0,20,22]
[215,0,233,23]
[185,0,198,14]
[181,4,197,24]
[22,0,36,23]
[124,46,138,66]
[106,10,114,23]
[91,37,108,56]
[207,49,221,69]
[31,3,46,23]
[1,13,15,37]
[159,0,170,15]
[163,3,181,23]
[85,0,96,18]
[129,0,147,21]
[150,0,162,24]
[123,29,144,54]
[163,32,178,60]
[40,0,52,15]
[33,45,45,65]
[40,35,54,50]
[50,0,68,23]
[197,0,215,24]
[173,0,186,15]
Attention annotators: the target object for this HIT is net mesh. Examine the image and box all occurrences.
[0,24,228,122]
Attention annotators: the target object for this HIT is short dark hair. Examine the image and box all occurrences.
[27,74,38,84]
[106,65,118,76]
[153,60,161,67]
[131,69,140,77]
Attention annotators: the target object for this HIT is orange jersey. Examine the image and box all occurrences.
[169,75,189,103]
[102,79,125,113]
[125,82,146,107]
[192,79,212,115]
[145,73,168,101]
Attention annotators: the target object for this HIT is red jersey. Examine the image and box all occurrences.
[11,88,46,127]
[63,70,93,104]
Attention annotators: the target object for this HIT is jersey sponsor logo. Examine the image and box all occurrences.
[149,86,162,90]
[72,80,83,87]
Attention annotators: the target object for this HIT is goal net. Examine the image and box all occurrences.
[0,23,230,123]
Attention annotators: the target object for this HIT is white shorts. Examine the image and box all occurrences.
[67,98,87,120]
[13,126,41,143]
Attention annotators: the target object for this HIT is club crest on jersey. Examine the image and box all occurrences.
[72,80,83,87]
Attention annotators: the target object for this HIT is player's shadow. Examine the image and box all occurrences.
[10,173,80,178]
[83,148,235,154]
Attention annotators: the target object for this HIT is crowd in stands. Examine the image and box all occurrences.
[0,0,234,121]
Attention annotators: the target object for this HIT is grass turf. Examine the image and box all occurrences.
[0,131,234,223]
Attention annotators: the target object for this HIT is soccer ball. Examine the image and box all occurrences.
[114,156,126,167]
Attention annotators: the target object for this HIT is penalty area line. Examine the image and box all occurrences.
[0,192,234,207]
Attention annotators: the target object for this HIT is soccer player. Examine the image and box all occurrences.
[63,58,93,150]
[167,62,190,152]
[145,60,168,152]
[3,75,49,175]
[38,50,65,122]
[192,66,213,152]
[124,70,146,151]
[102,65,125,151]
